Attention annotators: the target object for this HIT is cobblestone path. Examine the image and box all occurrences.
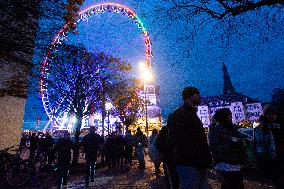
[47,156,274,189]
[1,155,275,189]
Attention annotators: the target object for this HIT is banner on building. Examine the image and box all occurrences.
[197,106,210,128]
[231,102,245,124]
[148,94,157,105]
[245,103,263,121]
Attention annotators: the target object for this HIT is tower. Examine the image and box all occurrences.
[222,62,236,94]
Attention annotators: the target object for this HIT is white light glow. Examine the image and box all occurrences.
[142,68,153,82]
[105,102,113,111]
[139,61,147,71]
[72,116,76,123]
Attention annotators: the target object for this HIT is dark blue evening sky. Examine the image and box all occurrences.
[24,0,284,129]
[79,0,284,117]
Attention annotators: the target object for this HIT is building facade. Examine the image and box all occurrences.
[129,83,162,135]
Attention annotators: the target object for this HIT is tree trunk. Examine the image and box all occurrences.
[72,117,82,165]
[101,98,106,138]
[101,79,106,138]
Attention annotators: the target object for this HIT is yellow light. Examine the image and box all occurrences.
[138,61,153,82]
[139,61,147,71]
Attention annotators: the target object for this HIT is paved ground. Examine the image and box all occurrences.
[1,155,276,189]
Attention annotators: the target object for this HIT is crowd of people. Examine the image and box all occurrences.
[18,126,149,188]
[154,86,284,189]
[17,86,283,189]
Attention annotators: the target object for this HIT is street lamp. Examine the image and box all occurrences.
[140,62,153,137]
[105,102,112,135]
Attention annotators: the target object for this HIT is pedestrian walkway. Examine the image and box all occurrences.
[9,154,275,189]
[46,156,167,189]
[48,156,274,189]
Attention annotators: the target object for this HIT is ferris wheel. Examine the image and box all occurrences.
[40,2,153,130]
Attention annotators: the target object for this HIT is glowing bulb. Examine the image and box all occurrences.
[142,69,153,82]
[139,61,147,71]
[72,116,76,123]
[105,102,113,111]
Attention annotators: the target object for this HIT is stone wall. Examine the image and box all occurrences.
[0,96,26,150]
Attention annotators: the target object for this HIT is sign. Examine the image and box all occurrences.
[148,94,157,105]
[231,102,245,124]
[197,106,210,127]
[197,101,263,127]
[245,103,263,121]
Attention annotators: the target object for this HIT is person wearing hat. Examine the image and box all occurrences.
[169,86,212,189]
[81,126,103,186]
[254,105,283,189]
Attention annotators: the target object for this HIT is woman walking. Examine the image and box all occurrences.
[208,108,244,189]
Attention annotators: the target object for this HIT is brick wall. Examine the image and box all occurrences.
[0,96,25,149]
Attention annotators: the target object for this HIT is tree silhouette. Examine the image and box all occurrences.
[141,0,284,58]
[0,0,83,98]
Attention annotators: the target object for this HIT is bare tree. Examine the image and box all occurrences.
[139,0,284,59]
[167,0,284,19]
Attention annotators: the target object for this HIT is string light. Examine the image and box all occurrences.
[40,2,153,128]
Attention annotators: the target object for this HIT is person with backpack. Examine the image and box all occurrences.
[54,131,73,189]
[148,129,161,175]
[81,126,104,186]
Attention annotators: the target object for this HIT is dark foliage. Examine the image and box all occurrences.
[0,0,83,98]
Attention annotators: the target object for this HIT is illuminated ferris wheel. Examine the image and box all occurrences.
[40,2,153,130]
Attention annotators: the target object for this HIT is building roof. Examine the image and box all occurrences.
[201,92,260,107]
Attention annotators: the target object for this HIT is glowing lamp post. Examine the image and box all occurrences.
[140,62,153,137]
[105,102,113,135]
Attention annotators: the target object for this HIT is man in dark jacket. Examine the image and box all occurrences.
[169,86,212,189]
[54,131,73,189]
[81,126,103,186]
